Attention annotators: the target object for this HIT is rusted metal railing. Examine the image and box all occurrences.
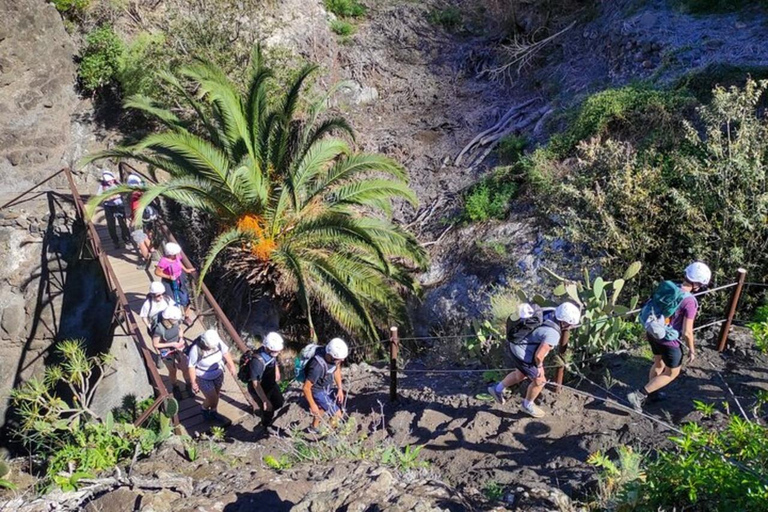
[62,167,173,426]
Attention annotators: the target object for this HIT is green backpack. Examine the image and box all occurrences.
[639,281,690,341]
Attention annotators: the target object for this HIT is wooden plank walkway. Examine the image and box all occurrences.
[91,208,253,436]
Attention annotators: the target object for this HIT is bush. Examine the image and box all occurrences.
[78,25,124,91]
[330,19,356,37]
[463,172,518,222]
[117,31,167,98]
[52,0,90,17]
[427,7,462,32]
[497,134,528,164]
[325,0,366,18]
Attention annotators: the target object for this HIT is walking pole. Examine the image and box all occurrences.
[389,326,399,402]
[716,268,747,352]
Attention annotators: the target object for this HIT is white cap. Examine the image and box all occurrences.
[201,329,222,350]
[162,305,182,321]
[555,302,581,326]
[149,281,165,295]
[518,303,535,319]
[326,338,349,360]
[101,170,115,181]
[127,174,142,186]
[685,261,711,286]
[263,332,284,352]
[165,242,181,256]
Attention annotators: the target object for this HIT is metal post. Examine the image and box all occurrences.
[717,268,747,352]
[554,329,571,392]
[389,326,399,403]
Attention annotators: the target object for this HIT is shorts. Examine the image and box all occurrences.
[648,337,683,368]
[132,229,148,244]
[197,372,224,393]
[160,348,184,365]
[312,388,341,415]
[512,355,541,381]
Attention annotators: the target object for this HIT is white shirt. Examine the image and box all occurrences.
[139,296,175,321]
[187,339,229,379]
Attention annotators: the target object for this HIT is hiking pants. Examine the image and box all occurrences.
[261,383,284,427]
[104,204,130,244]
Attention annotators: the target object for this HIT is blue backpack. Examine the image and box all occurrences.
[639,281,691,341]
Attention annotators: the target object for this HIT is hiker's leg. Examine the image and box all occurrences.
[104,207,118,244]
[525,371,546,403]
[645,366,681,394]
[200,387,217,410]
[165,360,178,386]
[501,369,526,388]
[649,355,666,380]
[117,212,130,241]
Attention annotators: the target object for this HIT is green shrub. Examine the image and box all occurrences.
[79,25,124,91]
[52,0,90,16]
[497,134,528,164]
[118,31,167,98]
[324,0,366,18]
[463,173,518,222]
[428,7,462,32]
[330,19,356,37]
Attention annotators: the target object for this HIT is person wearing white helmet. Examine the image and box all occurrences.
[303,338,349,432]
[246,332,286,431]
[628,262,711,411]
[188,329,237,424]
[151,305,189,398]
[488,301,581,418]
[139,281,176,330]
[96,169,130,249]
[155,242,196,321]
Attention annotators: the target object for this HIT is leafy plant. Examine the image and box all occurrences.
[78,25,125,91]
[587,446,645,509]
[543,262,641,365]
[497,134,528,164]
[0,479,17,491]
[693,400,715,417]
[263,454,292,470]
[330,20,356,37]
[184,441,198,462]
[52,0,90,18]
[482,480,505,501]
[51,472,94,492]
[84,45,428,343]
[324,0,366,18]
[380,444,428,472]
[117,31,167,98]
[747,321,768,354]
[428,7,462,32]
[463,174,518,223]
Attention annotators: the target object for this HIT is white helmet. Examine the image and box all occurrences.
[326,338,349,360]
[201,329,222,350]
[165,242,181,256]
[263,332,284,352]
[685,261,711,286]
[162,305,183,321]
[149,281,165,295]
[101,170,115,181]
[518,303,535,320]
[555,302,581,326]
[127,174,142,186]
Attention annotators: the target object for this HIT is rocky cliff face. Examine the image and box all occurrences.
[0,0,78,193]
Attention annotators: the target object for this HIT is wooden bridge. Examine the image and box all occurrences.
[61,166,257,436]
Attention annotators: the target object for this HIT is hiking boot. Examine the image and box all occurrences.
[487,385,505,405]
[648,390,667,403]
[201,408,212,421]
[172,384,184,401]
[305,426,322,436]
[627,390,646,412]
[520,401,545,418]
[208,410,231,426]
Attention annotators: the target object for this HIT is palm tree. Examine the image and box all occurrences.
[84,47,428,342]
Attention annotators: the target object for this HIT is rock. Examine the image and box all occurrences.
[642,60,654,69]
[139,489,181,512]
[334,81,379,106]
[84,488,141,512]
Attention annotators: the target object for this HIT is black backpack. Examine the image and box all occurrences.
[506,304,560,345]
[238,350,255,383]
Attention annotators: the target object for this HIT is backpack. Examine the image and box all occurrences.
[294,343,322,383]
[142,205,158,222]
[238,349,275,383]
[506,304,560,345]
[639,281,691,341]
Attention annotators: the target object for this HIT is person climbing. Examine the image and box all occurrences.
[97,170,130,249]
[188,329,237,424]
[247,332,286,432]
[126,174,154,269]
[152,305,188,399]
[155,242,195,323]
[126,173,143,222]
[487,302,581,418]
[139,281,176,331]
[302,338,348,434]
[627,262,711,412]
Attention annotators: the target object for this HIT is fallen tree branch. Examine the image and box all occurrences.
[455,99,536,166]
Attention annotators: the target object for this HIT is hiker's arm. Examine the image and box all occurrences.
[303,379,321,417]
[250,380,272,411]
[188,352,199,394]
[683,316,695,363]
[152,334,176,350]
[334,365,344,403]
[534,344,552,379]
[155,265,172,280]
[223,352,237,376]
[275,363,281,382]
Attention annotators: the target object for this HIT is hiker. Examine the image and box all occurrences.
[126,173,143,222]
[139,281,176,330]
[302,338,348,433]
[488,302,581,418]
[152,305,189,397]
[627,262,711,411]
[97,170,130,249]
[247,332,285,430]
[131,205,159,270]
[155,242,195,322]
[188,329,237,423]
